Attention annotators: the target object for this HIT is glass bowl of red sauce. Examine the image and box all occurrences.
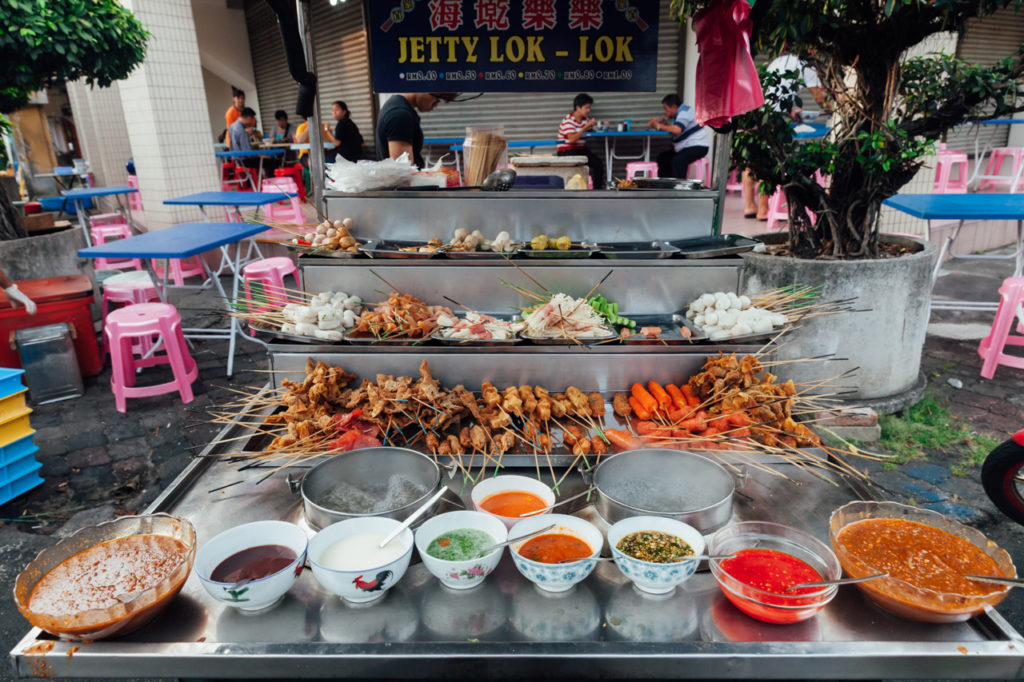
[14,513,196,640]
[471,475,555,530]
[708,521,841,624]
[829,501,1016,623]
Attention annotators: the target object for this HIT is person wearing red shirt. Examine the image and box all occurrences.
[556,93,604,189]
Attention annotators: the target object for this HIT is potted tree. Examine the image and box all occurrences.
[672,0,1024,409]
[0,0,148,258]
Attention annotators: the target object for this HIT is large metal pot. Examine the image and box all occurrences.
[586,449,735,534]
[289,447,444,531]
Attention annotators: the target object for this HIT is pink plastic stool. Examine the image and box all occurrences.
[126,174,143,212]
[151,257,206,287]
[105,303,198,412]
[626,162,659,180]
[978,277,1024,379]
[687,157,710,183]
[980,147,1024,192]
[726,169,742,193]
[90,223,142,271]
[89,213,125,228]
[101,281,160,358]
[242,257,298,311]
[765,171,828,233]
[934,143,968,193]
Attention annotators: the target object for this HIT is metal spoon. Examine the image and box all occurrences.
[786,573,889,592]
[966,574,1024,588]
[473,523,557,558]
[518,487,596,517]
[378,485,449,549]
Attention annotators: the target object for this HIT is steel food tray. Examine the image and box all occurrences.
[443,248,518,260]
[671,234,761,259]
[358,239,445,259]
[248,323,345,346]
[591,241,680,259]
[617,178,704,191]
[619,315,707,345]
[13,405,1023,679]
[431,330,522,346]
[520,329,615,345]
[515,244,598,259]
[286,243,363,260]
[344,332,433,346]
[680,316,797,345]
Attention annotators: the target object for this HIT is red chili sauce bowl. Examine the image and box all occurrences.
[708,521,841,625]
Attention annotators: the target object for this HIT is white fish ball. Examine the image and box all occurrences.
[717,310,739,328]
[727,291,741,306]
[703,311,719,326]
[332,219,345,230]
[699,293,716,307]
[690,298,707,313]
[342,217,354,228]
[709,329,732,340]
[280,322,297,334]
[694,313,705,326]
[453,228,469,241]
[326,228,338,238]
[714,293,732,310]
[751,317,774,333]
[341,309,358,328]
[731,323,753,336]
[771,313,788,327]
[314,328,343,341]
[686,309,697,320]
[295,322,318,337]
[343,296,360,310]
[739,295,752,308]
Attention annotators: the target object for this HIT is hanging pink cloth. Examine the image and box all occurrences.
[693,0,765,127]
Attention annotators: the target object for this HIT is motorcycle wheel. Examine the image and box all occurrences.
[981,438,1024,526]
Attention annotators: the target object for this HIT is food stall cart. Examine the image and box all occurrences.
[10,0,1024,677]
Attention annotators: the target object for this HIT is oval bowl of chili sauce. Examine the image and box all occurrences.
[708,521,841,624]
[829,501,1016,623]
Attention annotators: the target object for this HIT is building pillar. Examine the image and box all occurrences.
[116,0,219,229]
[65,82,133,189]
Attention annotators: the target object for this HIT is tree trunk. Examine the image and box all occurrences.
[0,184,27,241]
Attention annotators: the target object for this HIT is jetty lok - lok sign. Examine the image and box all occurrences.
[368,0,661,92]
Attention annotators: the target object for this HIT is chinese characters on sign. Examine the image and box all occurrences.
[369,0,660,93]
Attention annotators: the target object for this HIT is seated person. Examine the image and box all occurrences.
[556,93,604,189]
[324,100,363,163]
[650,94,709,179]
[227,107,264,169]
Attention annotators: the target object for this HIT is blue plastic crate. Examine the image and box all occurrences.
[0,469,43,506]
[0,369,26,398]
[0,453,41,488]
[0,433,36,468]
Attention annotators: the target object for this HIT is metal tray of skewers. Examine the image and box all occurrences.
[247,321,345,345]
[431,315,523,346]
[442,247,518,260]
[358,239,446,259]
[519,327,617,345]
[669,234,761,259]
[678,316,797,345]
[515,243,598,259]
[616,177,704,191]
[285,243,363,259]
[618,315,708,345]
[589,241,680,260]
[343,332,433,346]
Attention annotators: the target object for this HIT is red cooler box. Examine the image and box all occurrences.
[0,276,101,377]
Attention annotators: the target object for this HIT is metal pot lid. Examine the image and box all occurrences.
[593,449,735,515]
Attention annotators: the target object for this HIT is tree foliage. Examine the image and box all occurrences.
[0,0,149,112]
[671,0,1024,259]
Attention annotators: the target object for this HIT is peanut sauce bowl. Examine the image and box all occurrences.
[14,513,196,640]
[608,516,706,595]
[829,501,1016,623]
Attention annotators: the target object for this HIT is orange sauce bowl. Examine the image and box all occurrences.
[829,501,1016,623]
[14,513,196,640]
[471,475,555,530]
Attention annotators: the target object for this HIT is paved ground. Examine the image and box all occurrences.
[0,244,1022,680]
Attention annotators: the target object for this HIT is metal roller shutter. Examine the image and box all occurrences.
[415,1,684,169]
[948,7,1024,152]
[244,0,374,145]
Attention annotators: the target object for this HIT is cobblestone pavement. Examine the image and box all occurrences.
[0,258,1023,679]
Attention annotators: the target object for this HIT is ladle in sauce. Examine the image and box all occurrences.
[785,573,889,592]
[965,574,1024,588]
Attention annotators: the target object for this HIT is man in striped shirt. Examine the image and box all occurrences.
[556,93,604,189]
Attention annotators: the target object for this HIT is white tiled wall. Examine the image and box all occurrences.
[117,0,219,229]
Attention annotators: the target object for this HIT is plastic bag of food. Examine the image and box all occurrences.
[325,153,417,192]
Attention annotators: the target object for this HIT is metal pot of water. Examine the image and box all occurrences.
[585,449,735,534]
[288,447,443,531]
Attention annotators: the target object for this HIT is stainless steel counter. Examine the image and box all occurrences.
[11,416,1024,679]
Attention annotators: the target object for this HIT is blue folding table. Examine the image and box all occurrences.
[78,222,269,376]
[883,193,1024,310]
[584,130,672,186]
[165,191,294,277]
[62,185,140,246]
[215,148,286,190]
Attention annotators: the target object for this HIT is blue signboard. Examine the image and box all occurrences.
[368,0,661,93]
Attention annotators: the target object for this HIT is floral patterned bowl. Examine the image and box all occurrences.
[415,511,508,590]
[195,520,308,612]
[608,516,705,595]
[508,514,604,593]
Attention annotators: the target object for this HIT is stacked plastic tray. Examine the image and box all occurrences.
[0,368,41,505]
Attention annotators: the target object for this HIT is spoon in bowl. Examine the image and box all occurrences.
[518,487,596,517]
[966,574,1024,588]
[785,573,888,592]
[472,523,557,558]
[378,486,450,549]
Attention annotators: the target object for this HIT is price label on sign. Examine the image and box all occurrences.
[367,0,660,93]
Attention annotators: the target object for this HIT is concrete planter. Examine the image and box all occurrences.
[0,226,92,282]
[740,234,936,412]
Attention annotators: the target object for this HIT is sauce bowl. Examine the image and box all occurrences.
[309,517,414,604]
[829,501,1016,623]
[608,516,705,595]
[508,514,603,593]
[194,520,308,612]
[471,475,555,530]
[414,510,508,590]
[708,521,840,625]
